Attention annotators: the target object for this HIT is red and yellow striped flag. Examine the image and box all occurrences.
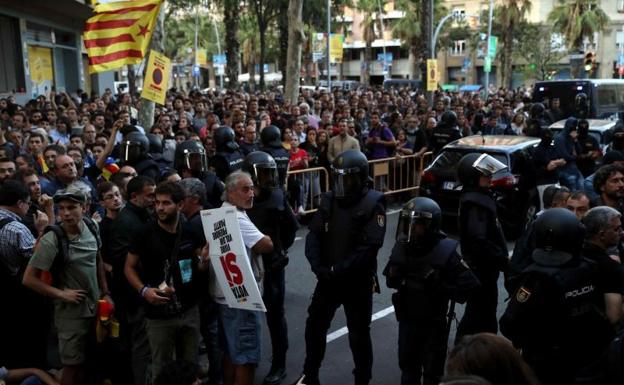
[83,0,163,74]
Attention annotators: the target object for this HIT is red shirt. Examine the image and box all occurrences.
[289,148,308,170]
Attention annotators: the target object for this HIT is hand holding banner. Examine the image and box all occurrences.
[201,207,266,312]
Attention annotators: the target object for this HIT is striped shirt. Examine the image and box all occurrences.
[0,208,36,276]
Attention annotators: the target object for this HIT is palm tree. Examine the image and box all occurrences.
[356,0,384,85]
[548,0,609,52]
[498,0,531,89]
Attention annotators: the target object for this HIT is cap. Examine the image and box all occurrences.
[53,191,86,204]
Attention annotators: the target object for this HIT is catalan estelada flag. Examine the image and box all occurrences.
[83,0,163,73]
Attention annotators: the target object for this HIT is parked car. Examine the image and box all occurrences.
[548,119,616,152]
[420,135,540,238]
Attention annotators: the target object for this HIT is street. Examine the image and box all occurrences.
[252,205,512,385]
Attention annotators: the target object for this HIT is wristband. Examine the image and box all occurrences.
[140,285,149,297]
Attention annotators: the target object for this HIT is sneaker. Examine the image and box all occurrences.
[264,367,287,385]
[291,374,320,385]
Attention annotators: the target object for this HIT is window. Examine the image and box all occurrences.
[0,15,26,93]
[618,0,624,13]
[451,40,466,56]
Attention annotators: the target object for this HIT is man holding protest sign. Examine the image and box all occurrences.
[203,170,274,385]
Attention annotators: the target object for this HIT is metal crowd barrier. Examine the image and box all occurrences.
[285,152,433,214]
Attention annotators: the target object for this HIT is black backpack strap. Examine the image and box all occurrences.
[82,216,101,249]
[0,217,15,230]
[45,224,70,286]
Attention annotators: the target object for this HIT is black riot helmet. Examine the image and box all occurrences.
[215,126,239,152]
[529,103,545,119]
[260,125,282,148]
[396,197,442,244]
[331,149,369,199]
[440,110,458,128]
[174,140,208,173]
[120,131,149,164]
[575,93,589,118]
[532,208,585,265]
[146,133,163,154]
[242,151,279,190]
[457,152,508,188]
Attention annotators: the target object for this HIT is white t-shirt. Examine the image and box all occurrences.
[210,201,265,304]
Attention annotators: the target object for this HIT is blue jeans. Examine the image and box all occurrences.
[559,168,584,191]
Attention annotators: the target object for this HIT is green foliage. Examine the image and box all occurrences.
[163,9,224,62]
[514,23,567,81]
[548,0,609,51]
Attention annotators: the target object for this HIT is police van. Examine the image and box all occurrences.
[532,79,624,120]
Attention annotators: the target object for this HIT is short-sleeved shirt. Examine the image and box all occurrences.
[368,125,395,159]
[210,202,265,305]
[0,208,35,276]
[29,220,100,319]
[128,218,203,319]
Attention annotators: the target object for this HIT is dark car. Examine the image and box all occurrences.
[420,135,540,238]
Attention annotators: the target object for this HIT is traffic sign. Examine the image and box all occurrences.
[192,64,200,77]
[213,54,226,65]
[488,36,498,58]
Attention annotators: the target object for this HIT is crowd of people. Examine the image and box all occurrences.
[0,81,622,385]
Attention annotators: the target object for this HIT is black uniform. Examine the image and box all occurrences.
[455,153,509,338]
[211,149,244,181]
[303,189,386,385]
[384,235,478,385]
[261,145,290,188]
[431,111,461,155]
[247,188,298,378]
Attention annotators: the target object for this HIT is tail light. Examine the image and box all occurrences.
[421,170,436,185]
[490,174,518,189]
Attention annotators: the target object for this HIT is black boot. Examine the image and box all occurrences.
[291,374,320,385]
[264,366,287,385]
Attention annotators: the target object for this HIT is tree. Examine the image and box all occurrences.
[277,0,290,82]
[498,0,531,89]
[240,14,259,90]
[548,0,609,52]
[223,0,241,89]
[249,0,280,90]
[515,23,567,81]
[355,0,384,85]
[285,0,305,103]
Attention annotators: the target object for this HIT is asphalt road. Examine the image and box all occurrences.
[248,204,513,385]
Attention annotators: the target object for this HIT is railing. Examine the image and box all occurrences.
[285,151,434,214]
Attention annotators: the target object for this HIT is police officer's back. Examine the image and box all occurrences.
[243,151,298,385]
[500,208,615,385]
[119,131,160,180]
[431,111,461,155]
[210,126,244,181]
[260,125,290,188]
[456,153,509,338]
[146,133,172,175]
[384,197,479,385]
[175,140,223,209]
[296,149,386,385]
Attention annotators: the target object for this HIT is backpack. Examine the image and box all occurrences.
[42,216,102,286]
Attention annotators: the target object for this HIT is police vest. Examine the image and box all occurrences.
[134,157,160,179]
[261,146,290,187]
[247,189,289,268]
[318,189,384,271]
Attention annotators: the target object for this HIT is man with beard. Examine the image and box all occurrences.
[592,164,624,214]
[125,181,206,380]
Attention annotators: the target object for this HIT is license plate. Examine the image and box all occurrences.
[443,181,456,190]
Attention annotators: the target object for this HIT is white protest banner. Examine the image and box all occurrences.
[201,206,266,312]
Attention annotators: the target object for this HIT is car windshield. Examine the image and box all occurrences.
[429,150,508,178]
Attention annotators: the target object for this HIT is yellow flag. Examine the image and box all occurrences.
[427,59,438,92]
[83,0,163,73]
[141,50,171,105]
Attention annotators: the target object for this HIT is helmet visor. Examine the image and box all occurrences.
[186,152,208,172]
[254,163,278,189]
[396,209,432,243]
[472,153,507,177]
[120,142,141,163]
[332,167,362,198]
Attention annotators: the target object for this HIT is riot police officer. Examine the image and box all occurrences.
[455,153,509,339]
[260,125,290,188]
[243,151,299,385]
[210,126,244,181]
[119,131,160,180]
[431,111,461,155]
[525,103,548,137]
[295,149,386,385]
[175,140,223,209]
[500,208,615,385]
[146,133,172,174]
[575,92,590,119]
[384,197,479,385]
